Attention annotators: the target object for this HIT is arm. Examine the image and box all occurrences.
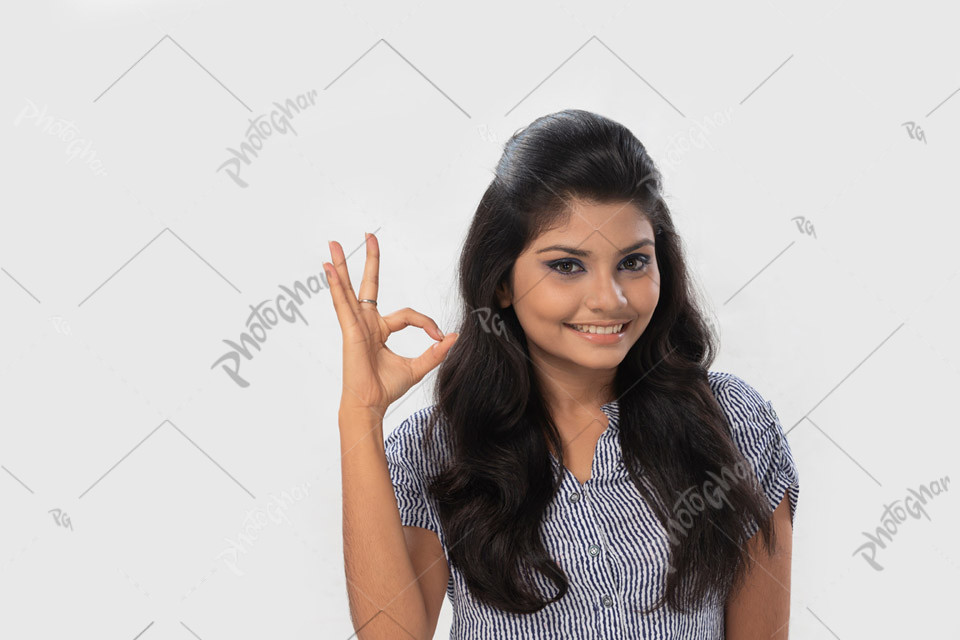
[341,408,431,639]
[403,525,451,638]
[724,489,794,639]
[326,234,457,639]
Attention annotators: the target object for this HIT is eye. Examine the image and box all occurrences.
[547,259,585,276]
[546,255,652,277]
[621,254,651,272]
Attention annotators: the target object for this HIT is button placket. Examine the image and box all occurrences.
[581,470,628,631]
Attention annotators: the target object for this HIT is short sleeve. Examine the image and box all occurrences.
[383,409,445,539]
[710,372,800,539]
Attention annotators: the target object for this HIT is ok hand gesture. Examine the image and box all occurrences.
[324,233,458,417]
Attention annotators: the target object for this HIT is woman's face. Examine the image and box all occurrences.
[496,199,660,377]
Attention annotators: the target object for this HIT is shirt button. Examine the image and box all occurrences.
[588,544,601,557]
[601,595,614,607]
[568,492,581,503]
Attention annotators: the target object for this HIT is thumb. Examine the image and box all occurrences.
[409,332,459,382]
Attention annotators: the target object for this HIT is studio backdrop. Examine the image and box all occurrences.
[1,1,958,638]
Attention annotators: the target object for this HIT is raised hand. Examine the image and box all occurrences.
[324,233,459,417]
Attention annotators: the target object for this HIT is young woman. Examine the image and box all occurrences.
[328,109,800,639]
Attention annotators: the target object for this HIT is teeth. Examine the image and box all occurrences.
[570,323,623,334]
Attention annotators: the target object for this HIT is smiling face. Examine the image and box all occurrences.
[496,199,660,396]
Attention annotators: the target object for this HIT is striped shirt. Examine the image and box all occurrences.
[383,370,800,639]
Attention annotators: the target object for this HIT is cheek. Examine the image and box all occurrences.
[644,279,660,305]
[516,288,574,329]
[624,276,658,304]
[533,283,580,316]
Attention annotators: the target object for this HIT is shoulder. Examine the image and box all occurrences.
[383,404,453,478]
[706,371,782,443]
[706,369,783,454]
[384,404,437,446]
[706,370,800,523]
[382,405,452,539]
[706,370,776,423]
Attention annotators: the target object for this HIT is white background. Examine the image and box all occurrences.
[1,0,958,638]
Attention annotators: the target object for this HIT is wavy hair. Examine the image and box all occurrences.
[423,109,778,615]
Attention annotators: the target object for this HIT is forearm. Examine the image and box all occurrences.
[340,408,429,640]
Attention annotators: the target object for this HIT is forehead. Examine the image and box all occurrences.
[536,200,653,244]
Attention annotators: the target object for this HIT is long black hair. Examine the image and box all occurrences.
[423,109,778,615]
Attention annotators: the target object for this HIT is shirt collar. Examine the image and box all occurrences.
[601,399,620,432]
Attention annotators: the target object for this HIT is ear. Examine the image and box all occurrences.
[495,279,512,309]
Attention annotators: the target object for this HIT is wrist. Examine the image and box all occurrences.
[338,404,385,427]
[338,409,386,456]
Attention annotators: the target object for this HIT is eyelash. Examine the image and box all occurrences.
[547,254,651,277]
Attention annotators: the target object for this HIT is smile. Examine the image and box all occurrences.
[563,321,631,335]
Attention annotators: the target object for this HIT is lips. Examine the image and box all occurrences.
[564,320,631,334]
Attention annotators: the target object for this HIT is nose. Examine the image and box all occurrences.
[583,269,628,312]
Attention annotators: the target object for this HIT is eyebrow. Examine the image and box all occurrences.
[535,239,654,257]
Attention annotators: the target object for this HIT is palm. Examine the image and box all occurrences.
[343,311,414,410]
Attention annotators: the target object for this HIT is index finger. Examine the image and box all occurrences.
[383,307,444,341]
